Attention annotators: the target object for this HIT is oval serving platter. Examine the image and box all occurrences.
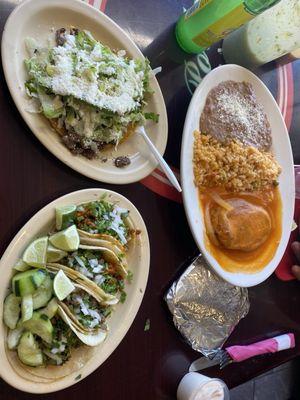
[1,0,168,184]
[0,189,150,393]
[181,64,295,287]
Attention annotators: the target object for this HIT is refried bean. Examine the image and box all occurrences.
[200,80,272,151]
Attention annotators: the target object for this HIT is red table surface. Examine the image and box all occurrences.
[1,0,300,399]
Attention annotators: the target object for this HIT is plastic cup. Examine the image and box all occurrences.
[177,372,230,400]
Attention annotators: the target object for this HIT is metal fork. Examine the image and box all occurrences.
[189,350,234,372]
[218,350,234,369]
[190,334,295,373]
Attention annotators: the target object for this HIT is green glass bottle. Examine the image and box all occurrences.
[175,0,281,54]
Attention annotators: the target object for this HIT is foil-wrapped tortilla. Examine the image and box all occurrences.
[165,255,249,357]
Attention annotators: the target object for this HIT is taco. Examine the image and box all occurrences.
[51,243,128,292]
[74,199,139,249]
[46,263,119,305]
[3,198,134,383]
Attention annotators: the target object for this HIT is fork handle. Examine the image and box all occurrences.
[226,333,295,362]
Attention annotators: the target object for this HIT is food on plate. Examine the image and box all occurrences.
[73,198,138,247]
[209,198,271,251]
[194,80,282,273]
[200,80,272,150]
[24,28,158,160]
[201,188,282,273]
[193,132,281,193]
[114,156,131,168]
[3,197,135,381]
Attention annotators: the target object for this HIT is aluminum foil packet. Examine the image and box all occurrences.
[165,255,250,357]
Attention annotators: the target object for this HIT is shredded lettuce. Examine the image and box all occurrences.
[145,112,159,123]
[24,28,158,149]
[37,89,64,119]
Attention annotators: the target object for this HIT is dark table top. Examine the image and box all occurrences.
[1,0,300,399]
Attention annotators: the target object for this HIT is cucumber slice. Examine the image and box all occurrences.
[32,275,53,310]
[39,298,58,319]
[21,294,33,322]
[17,331,44,367]
[22,312,53,344]
[13,259,30,272]
[12,269,46,297]
[7,327,24,350]
[3,294,21,329]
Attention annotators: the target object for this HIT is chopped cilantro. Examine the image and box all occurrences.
[144,112,159,123]
[120,291,127,304]
[144,318,150,332]
[74,200,129,243]
[102,307,112,318]
[100,275,119,294]
[40,317,81,366]
[127,270,133,283]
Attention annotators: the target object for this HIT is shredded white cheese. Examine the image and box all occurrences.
[45,34,144,115]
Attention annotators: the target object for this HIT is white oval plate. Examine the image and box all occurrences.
[1,0,168,184]
[181,64,295,287]
[0,189,150,393]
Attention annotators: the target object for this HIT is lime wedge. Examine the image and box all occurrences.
[47,244,67,263]
[22,237,48,268]
[56,205,76,230]
[54,270,75,301]
[49,225,79,251]
[14,259,31,272]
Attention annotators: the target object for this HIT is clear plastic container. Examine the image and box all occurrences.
[177,372,230,400]
[222,0,300,67]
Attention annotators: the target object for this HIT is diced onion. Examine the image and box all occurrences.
[74,255,85,268]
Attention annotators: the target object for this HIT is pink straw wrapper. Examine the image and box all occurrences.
[226,333,295,362]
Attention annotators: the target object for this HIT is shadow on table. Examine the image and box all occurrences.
[290,357,300,399]
[0,0,16,40]
[143,23,195,76]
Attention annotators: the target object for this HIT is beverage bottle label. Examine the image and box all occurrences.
[176,0,281,53]
[191,3,253,48]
